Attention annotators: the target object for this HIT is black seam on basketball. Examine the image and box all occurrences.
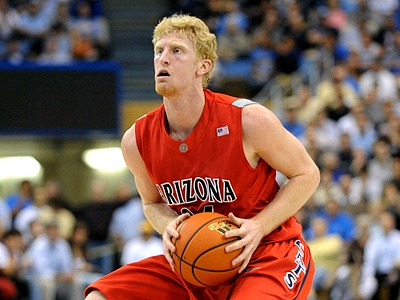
[174,237,241,286]
[178,216,227,277]
[173,238,241,269]
[191,237,241,269]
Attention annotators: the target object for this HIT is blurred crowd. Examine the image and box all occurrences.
[0,0,111,65]
[0,179,162,300]
[172,0,400,98]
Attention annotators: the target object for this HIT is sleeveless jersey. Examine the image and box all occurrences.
[135,89,302,242]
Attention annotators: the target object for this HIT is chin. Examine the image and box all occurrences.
[155,84,176,97]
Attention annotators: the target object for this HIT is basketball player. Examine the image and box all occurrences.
[85,13,320,300]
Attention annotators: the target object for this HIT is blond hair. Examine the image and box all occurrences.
[152,14,218,87]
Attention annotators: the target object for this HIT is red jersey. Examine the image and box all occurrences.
[135,88,302,242]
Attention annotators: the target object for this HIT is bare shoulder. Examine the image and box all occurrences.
[241,103,285,144]
[121,123,136,152]
[241,102,318,178]
[120,123,147,178]
[85,291,107,300]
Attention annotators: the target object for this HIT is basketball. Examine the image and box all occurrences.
[172,212,243,287]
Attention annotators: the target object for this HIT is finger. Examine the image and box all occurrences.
[171,213,190,238]
[165,249,175,271]
[177,212,191,224]
[238,256,251,273]
[163,230,176,250]
[228,212,245,227]
[225,237,246,253]
[231,252,245,269]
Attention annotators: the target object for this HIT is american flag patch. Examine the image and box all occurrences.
[216,126,229,137]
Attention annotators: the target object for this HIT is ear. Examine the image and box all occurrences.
[196,59,212,76]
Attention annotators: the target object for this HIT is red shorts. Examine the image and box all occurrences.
[85,236,314,300]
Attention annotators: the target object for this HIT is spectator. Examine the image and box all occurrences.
[0,0,20,59]
[0,229,29,300]
[347,213,373,299]
[359,210,400,300]
[216,0,251,62]
[13,0,59,59]
[295,85,324,124]
[375,101,400,138]
[43,179,72,212]
[247,29,276,95]
[312,167,343,209]
[349,163,383,205]
[68,221,102,300]
[24,221,75,300]
[344,50,363,96]
[120,220,163,266]
[306,216,347,299]
[392,154,400,190]
[347,109,377,156]
[366,0,399,29]
[335,173,354,209]
[383,181,400,230]
[3,33,25,64]
[69,0,110,60]
[109,194,145,257]
[316,27,350,78]
[0,195,12,239]
[307,108,342,152]
[315,63,360,121]
[69,221,99,273]
[357,29,383,72]
[5,180,34,222]
[319,150,344,183]
[374,16,397,49]
[74,180,123,275]
[301,123,324,165]
[39,196,76,240]
[283,3,311,53]
[14,185,48,245]
[274,33,301,76]
[53,0,72,29]
[70,0,104,18]
[383,30,400,73]
[359,56,398,105]
[386,115,400,154]
[214,0,248,37]
[251,4,284,47]
[366,136,394,192]
[37,21,73,64]
[336,102,365,136]
[307,197,357,245]
[281,96,306,140]
[337,133,354,175]
[26,220,44,247]
[324,0,348,31]
[338,19,363,60]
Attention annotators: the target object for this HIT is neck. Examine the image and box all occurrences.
[164,88,205,141]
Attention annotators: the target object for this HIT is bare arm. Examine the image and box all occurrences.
[225,103,320,272]
[121,124,189,269]
[121,124,178,233]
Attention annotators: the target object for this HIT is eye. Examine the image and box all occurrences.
[155,48,163,56]
[173,48,182,54]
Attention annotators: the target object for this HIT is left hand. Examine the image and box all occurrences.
[224,212,264,273]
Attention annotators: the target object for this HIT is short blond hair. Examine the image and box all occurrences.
[152,14,218,87]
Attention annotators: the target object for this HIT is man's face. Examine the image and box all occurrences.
[153,33,200,97]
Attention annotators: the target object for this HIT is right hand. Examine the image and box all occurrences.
[162,213,190,270]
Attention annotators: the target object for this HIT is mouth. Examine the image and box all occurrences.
[157,70,170,78]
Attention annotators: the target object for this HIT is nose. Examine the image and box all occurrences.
[159,49,170,65]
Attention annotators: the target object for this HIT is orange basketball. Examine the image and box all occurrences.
[172,212,243,287]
